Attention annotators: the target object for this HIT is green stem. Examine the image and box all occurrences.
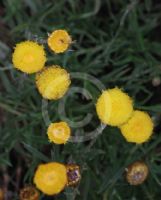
[0,102,23,116]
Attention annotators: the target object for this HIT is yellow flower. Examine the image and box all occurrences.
[126,161,149,185]
[47,121,71,144]
[96,87,133,126]
[34,162,67,195]
[12,41,46,74]
[48,30,72,53]
[19,186,39,200]
[120,110,154,144]
[36,66,71,100]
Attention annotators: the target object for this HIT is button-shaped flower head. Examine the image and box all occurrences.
[47,121,71,144]
[34,162,67,195]
[19,186,39,200]
[36,66,71,100]
[96,87,133,126]
[126,161,149,185]
[12,41,46,74]
[66,164,81,186]
[48,30,72,53]
[120,110,154,144]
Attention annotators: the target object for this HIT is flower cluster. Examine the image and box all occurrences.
[12,30,72,144]
[12,30,71,100]
[96,87,154,144]
[12,29,155,196]
[12,30,80,196]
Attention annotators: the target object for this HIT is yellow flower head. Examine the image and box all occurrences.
[36,66,71,100]
[34,162,67,195]
[96,87,133,126]
[47,121,71,144]
[12,41,46,74]
[126,161,149,185]
[120,110,154,144]
[19,186,39,200]
[48,30,72,53]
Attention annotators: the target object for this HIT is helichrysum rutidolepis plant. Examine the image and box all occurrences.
[3,1,161,199]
